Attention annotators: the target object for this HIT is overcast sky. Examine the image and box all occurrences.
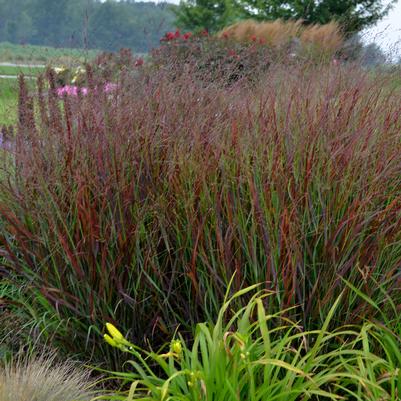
[363,0,401,56]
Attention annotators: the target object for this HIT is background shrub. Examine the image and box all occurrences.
[150,32,275,85]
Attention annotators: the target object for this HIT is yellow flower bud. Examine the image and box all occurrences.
[106,322,124,341]
[161,385,168,401]
[104,334,118,348]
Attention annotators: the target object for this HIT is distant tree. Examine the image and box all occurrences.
[232,0,396,35]
[339,33,365,60]
[174,0,237,33]
[0,0,35,43]
[63,0,93,48]
[0,0,176,52]
[360,42,387,66]
[88,1,133,50]
[88,1,176,52]
[175,0,396,35]
[30,0,71,46]
[340,33,387,66]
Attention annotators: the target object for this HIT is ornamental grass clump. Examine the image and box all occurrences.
[0,58,401,368]
[101,285,401,400]
[0,353,97,401]
[218,19,344,61]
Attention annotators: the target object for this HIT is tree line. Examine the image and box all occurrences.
[0,0,176,52]
[175,0,396,36]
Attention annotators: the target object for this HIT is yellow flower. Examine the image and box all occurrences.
[171,339,183,355]
[104,334,118,348]
[106,322,124,341]
[54,67,67,74]
[71,67,86,84]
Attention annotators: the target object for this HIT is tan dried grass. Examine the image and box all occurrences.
[300,21,344,56]
[218,19,344,56]
[0,353,97,401]
[218,19,303,47]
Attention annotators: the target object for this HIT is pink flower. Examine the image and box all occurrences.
[103,83,117,93]
[56,87,66,97]
[67,86,78,96]
[135,58,144,67]
[56,85,88,97]
[56,85,77,97]
[174,29,181,38]
[250,35,257,42]
[183,32,192,40]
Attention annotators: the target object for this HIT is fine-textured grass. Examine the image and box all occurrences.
[0,353,97,401]
[0,42,98,64]
[1,58,401,369]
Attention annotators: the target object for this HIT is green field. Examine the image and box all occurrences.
[0,42,98,64]
[0,79,19,126]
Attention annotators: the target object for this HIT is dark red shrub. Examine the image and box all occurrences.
[150,32,275,86]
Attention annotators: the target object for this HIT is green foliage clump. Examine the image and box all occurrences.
[102,286,401,400]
